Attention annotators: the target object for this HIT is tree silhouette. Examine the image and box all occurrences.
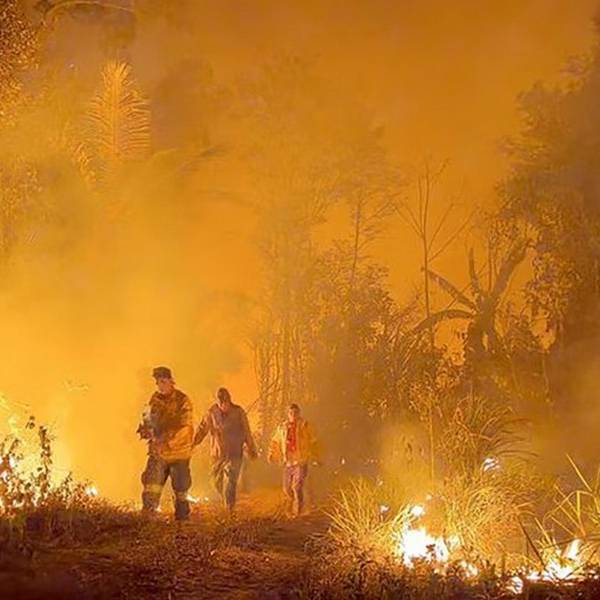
[415,241,528,363]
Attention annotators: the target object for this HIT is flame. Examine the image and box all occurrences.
[187,494,211,504]
[389,503,479,576]
[393,526,450,567]
[392,503,450,569]
[503,540,584,595]
[379,504,390,515]
[482,456,500,473]
[507,576,524,594]
[84,484,99,497]
[525,539,582,583]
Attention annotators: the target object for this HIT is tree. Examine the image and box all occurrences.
[243,58,342,443]
[245,57,402,448]
[416,241,528,366]
[307,246,401,446]
[397,160,470,350]
[0,0,39,123]
[338,127,398,297]
[86,60,150,187]
[0,2,40,266]
[499,41,600,350]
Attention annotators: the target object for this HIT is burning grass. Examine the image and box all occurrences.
[305,471,600,599]
[0,415,141,556]
[4,411,600,598]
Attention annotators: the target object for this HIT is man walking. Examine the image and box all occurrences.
[137,366,194,520]
[268,403,320,517]
[195,387,257,512]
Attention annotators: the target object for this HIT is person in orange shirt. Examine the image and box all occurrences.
[137,366,194,520]
[268,403,320,517]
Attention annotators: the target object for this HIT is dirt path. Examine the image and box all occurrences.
[3,494,329,600]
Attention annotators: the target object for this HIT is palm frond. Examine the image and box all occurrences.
[426,268,477,311]
[411,308,474,336]
[87,60,150,182]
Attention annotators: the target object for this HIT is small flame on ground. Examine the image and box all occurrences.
[526,539,582,583]
[187,494,211,504]
[507,576,524,594]
[393,527,450,567]
[482,456,500,473]
[85,485,98,497]
[390,504,478,577]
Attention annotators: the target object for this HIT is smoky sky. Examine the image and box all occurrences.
[9,0,599,499]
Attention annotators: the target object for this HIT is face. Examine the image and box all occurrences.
[217,396,231,413]
[288,406,300,423]
[156,377,175,395]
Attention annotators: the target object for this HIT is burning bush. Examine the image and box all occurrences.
[0,414,137,553]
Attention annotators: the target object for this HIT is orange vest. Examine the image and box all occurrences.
[268,418,319,466]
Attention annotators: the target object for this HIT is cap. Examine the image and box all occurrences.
[152,366,173,380]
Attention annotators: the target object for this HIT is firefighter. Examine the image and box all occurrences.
[268,403,320,517]
[137,366,194,520]
[195,387,257,512]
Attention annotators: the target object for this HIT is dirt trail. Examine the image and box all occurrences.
[3,494,329,600]
[199,512,328,600]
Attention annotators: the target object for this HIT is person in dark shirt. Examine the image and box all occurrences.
[195,387,257,511]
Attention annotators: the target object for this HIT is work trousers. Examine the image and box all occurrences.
[211,456,243,510]
[283,463,308,516]
[141,455,191,520]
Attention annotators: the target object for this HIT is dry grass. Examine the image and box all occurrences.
[326,477,411,561]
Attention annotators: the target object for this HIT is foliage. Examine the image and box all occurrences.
[437,393,527,477]
[499,49,600,347]
[0,416,112,551]
[416,241,529,365]
[86,60,151,187]
[0,0,39,122]
[326,478,411,560]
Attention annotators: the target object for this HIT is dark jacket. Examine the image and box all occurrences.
[195,403,256,460]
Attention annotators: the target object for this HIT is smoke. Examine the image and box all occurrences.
[0,0,596,500]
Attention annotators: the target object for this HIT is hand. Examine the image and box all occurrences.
[137,424,152,440]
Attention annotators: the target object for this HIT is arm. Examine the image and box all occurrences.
[242,409,258,459]
[194,413,209,447]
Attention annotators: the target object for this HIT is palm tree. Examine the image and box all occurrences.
[86,60,150,186]
[413,241,528,362]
